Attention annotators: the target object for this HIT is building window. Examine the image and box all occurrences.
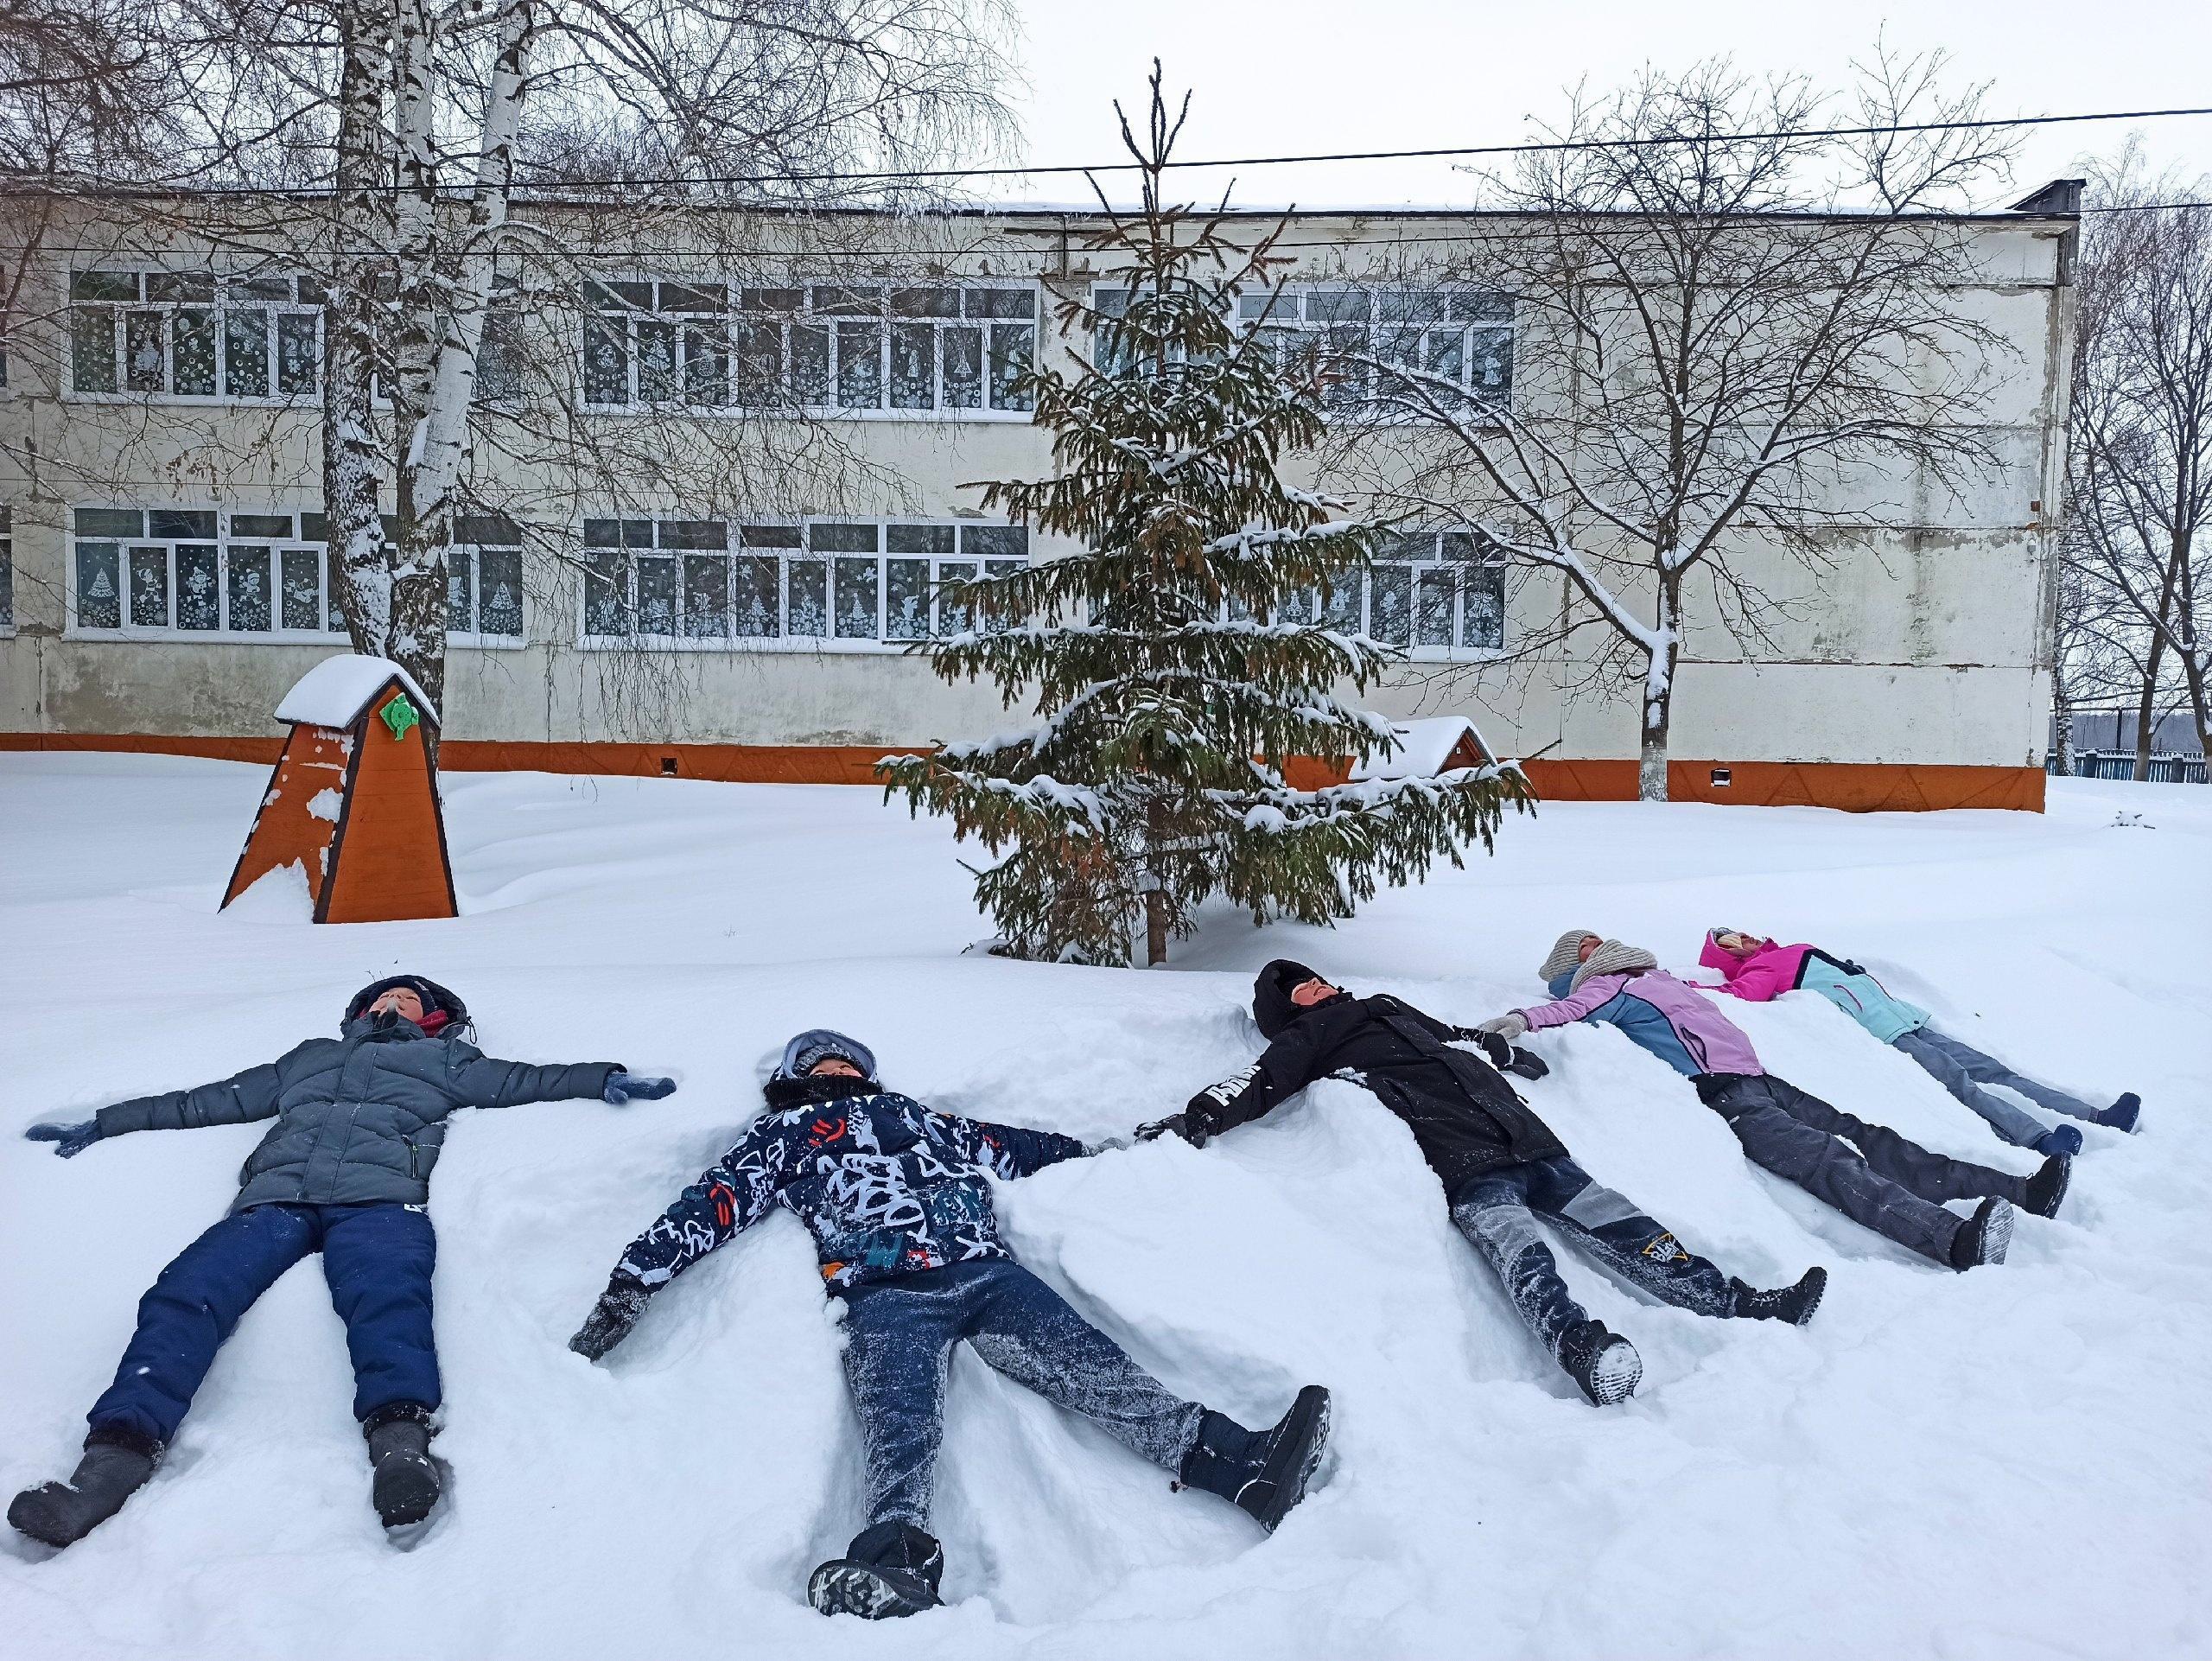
[68,506,517,645]
[1267,531,1504,656]
[583,280,1037,417]
[580,517,1027,646]
[69,270,322,401]
[1233,286,1512,413]
[0,507,12,632]
[448,514,526,641]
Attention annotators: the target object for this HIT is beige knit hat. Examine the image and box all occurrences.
[1571,939,1660,992]
[1539,928,1598,983]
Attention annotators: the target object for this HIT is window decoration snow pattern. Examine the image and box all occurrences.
[1232,287,1512,415]
[448,513,526,640]
[0,507,12,633]
[583,280,1036,417]
[69,506,517,645]
[69,270,321,401]
[1278,530,1505,657]
[580,518,1027,647]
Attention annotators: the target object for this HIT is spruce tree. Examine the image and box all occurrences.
[882,67,1532,965]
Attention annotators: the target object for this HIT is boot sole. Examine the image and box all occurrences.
[1977,1200,2014,1266]
[8,1487,88,1549]
[808,1558,942,1619]
[1240,1384,1332,1532]
[1784,1267,1827,1326]
[1582,1337,1643,1405]
[373,1454,442,1531]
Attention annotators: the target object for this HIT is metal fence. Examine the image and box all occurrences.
[2046,749,2208,784]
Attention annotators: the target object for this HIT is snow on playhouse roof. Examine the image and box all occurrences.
[274,654,438,729]
[1350,716,1497,781]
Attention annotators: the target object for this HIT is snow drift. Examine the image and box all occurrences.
[1,754,2206,1659]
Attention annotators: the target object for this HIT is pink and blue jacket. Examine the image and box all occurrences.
[1517,967,1765,1079]
[1694,932,1930,1046]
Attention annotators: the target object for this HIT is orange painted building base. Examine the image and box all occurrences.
[0,733,2046,812]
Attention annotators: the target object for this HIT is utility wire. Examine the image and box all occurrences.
[1,103,2208,200]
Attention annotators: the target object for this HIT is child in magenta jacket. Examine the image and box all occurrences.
[1477,932,2071,1273]
[1694,929,2140,1155]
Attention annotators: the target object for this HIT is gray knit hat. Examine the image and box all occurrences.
[1570,940,1660,992]
[1539,929,1598,983]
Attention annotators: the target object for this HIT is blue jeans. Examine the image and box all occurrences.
[87,1202,440,1449]
[1448,1155,1738,1360]
[837,1259,1206,1531]
[1895,1027,2101,1146]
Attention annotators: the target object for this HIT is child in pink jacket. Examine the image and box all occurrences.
[1694,929,2140,1156]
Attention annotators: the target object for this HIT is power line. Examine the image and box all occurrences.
[3,102,2209,201]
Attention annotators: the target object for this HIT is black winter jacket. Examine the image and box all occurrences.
[93,1015,622,1211]
[1185,959,1567,1197]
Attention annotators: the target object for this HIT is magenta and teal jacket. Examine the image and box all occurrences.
[1518,967,1766,1079]
[1694,932,1930,1045]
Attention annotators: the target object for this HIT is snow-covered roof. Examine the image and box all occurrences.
[1350,716,1495,781]
[274,655,438,729]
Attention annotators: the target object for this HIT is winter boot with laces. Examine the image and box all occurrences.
[1177,1384,1332,1531]
[1950,1196,2014,1270]
[2023,1155,2071,1219]
[365,1410,442,1530]
[808,1521,945,1620]
[8,1432,160,1548]
[1730,1266,1827,1326]
[1557,1319,1642,1405]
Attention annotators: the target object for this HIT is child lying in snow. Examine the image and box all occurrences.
[1693,928,2142,1155]
[569,1028,1331,1622]
[1143,961,1826,1409]
[1478,933,2074,1274]
[10,975,670,1549]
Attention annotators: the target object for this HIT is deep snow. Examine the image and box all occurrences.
[1,754,2207,1660]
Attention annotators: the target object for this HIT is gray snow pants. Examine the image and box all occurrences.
[1695,1072,2026,1266]
[837,1258,1207,1531]
[1893,1027,2101,1147]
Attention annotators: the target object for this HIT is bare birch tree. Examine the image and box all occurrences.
[1329,51,2020,799]
[2066,148,2212,775]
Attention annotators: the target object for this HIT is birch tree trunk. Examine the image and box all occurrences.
[1637,582,1681,802]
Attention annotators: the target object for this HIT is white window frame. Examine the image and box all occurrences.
[577,516,1029,652]
[1235,284,1513,415]
[582,277,1040,422]
[67,270,323,404]
[446,518,529,648]
[1362,530,1509,660]
[66,506,524,647]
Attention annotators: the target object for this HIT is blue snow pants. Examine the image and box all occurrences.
[1448,1155,1738,1361]
[87,1201,439,1450]
[836,1258,1208,1531]
[1894,1026,2103,1146]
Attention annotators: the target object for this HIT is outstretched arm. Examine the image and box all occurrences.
[1144,1022,1332,1147]
[444,1042,625,1110]
[1514,974,1628,1034]
[1697,960,1790,1002]
[85,1053,294,1144]
[918,1104,1087,1180]
[570,1118,791,1361]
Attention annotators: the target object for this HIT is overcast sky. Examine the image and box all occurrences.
[1001,0,2211,210]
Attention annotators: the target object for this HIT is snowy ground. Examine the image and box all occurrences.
[2,754,2207,1661]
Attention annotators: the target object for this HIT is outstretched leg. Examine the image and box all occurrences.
[838,1274,964,1532]
[322,1203,442,1530]
[87,1203,320,1450]
[963,1260,1205,1475]
[1450,1170,1641,1403]
[1892,1029,2050,1147]
[1910,1027,2105,1124]
[1522,1156,1738,1317]
[1759,1073,2027,1206]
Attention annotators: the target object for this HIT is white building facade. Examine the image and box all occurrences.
[0,193,2079,809]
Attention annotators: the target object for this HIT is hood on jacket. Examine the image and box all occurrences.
[1568,939,1659,994]
[1538,929,1599,984]
[1254,959,1350,1039]
[1699,930,1768,978]
[772,1028,879,1085]
[344,974,469,1035]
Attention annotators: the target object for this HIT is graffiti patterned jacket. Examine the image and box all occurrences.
[613,1077,1088,1295]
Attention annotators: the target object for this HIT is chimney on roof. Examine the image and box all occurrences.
[2009,179,2086,216]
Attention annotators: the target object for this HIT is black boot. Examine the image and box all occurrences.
[808,1522,945,1620]
[2102,1092,2141,1134]
[1730,1266,1827,1326]
[1949,1196,2013,1270]
[364,1406,442,1530]
[1177,1384,1332,1531]
[1556,1319,1642,1404]
[8,1429,160,1548]
[2023,1155,2071,1219]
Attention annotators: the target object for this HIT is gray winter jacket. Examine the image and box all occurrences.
[92,1015,622,1212]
